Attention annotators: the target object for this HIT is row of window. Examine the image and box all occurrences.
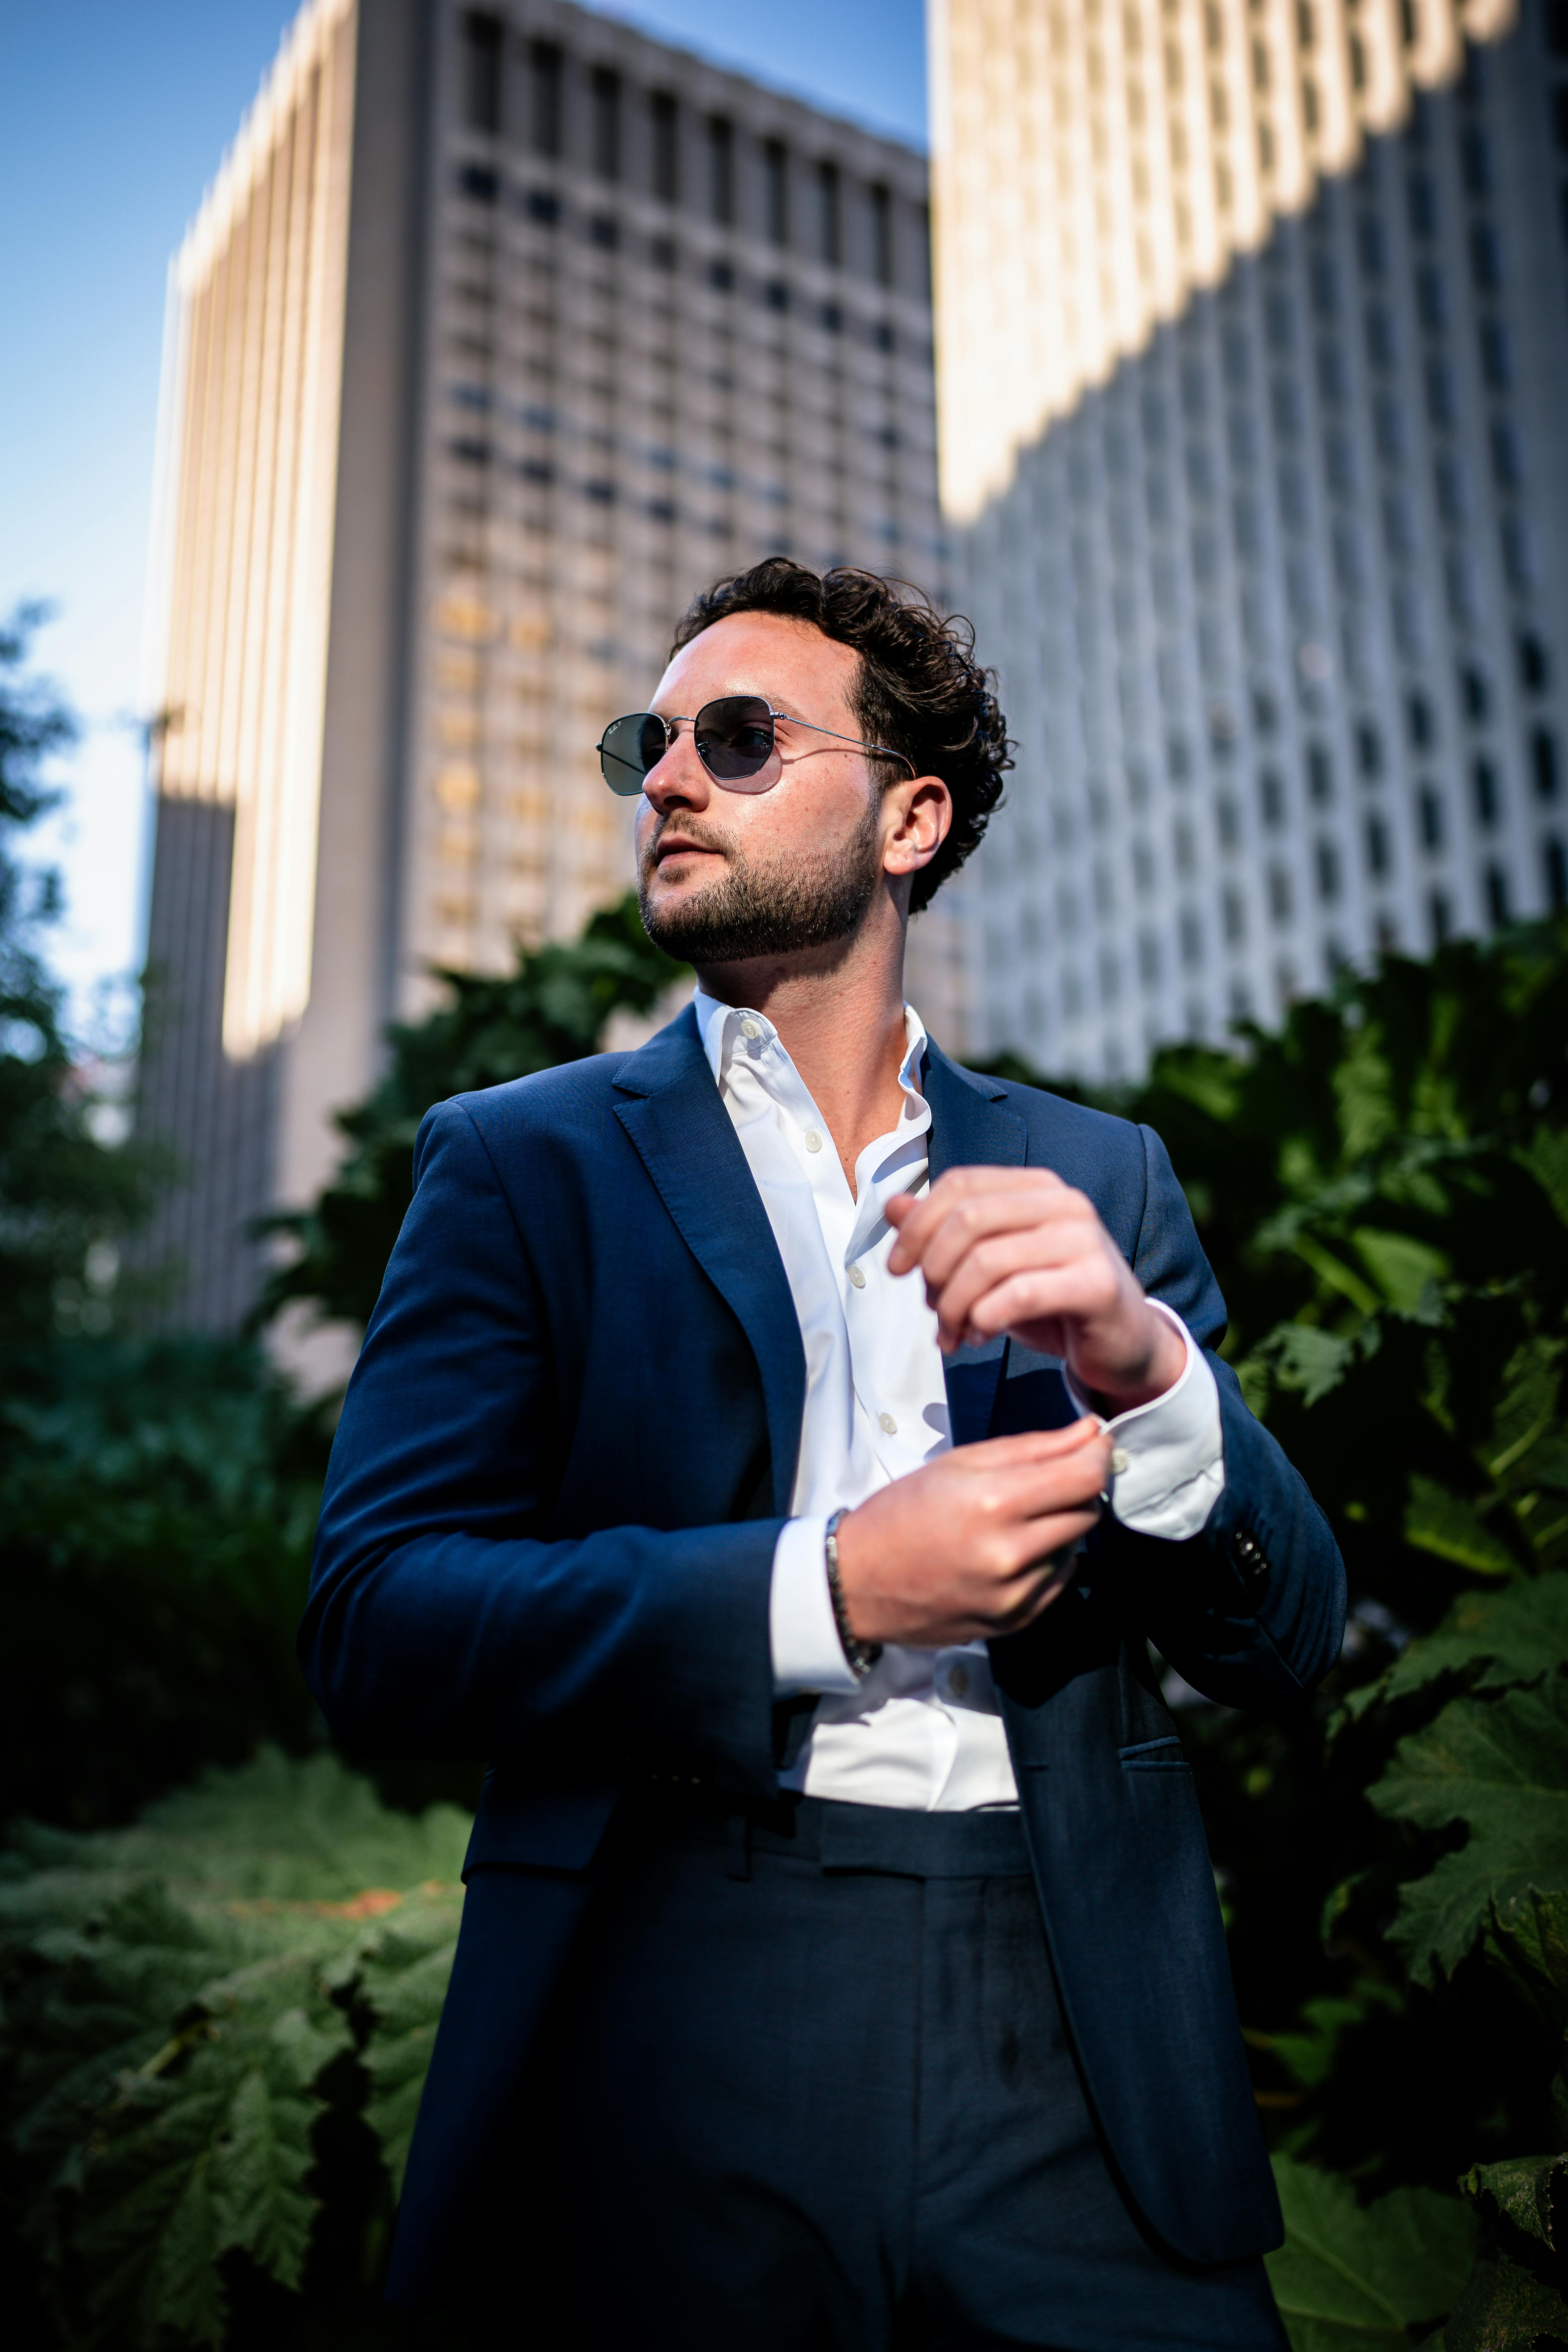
[459,14,910,286]
[443,438,912,540]
[450,167,927,353]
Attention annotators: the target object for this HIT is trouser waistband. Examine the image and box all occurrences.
[636,1787,1032,1879]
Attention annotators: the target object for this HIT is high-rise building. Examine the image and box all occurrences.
[930,0,1568,1079]
[136,0,940,1332]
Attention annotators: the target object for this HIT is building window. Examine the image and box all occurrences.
[816,160,842,267]
[1520,632,1550,692]
[707,116,735,225]
[1462,664,1490,722]
[763,140,789,247]
[1430,889,1453,945]
[1415,267,1446,335]
[1435,451,1469,524]
[1534,729,1561,802]
[1408,691,1435,749]
[1479,319,1513,391]
[1470,220,1502,291]
[1356,721,1383,778]
[1408,172,1437,238]
[1425,361,1456,429]
[1486,863,1510,924]
[1546,836,1567,911]
[1473,756,1501,826]
[1366,812,1390,877]
[1316,839,1341,901]
[650,92,679,204]
[456,162,498,204]
[589,67,620,180]
[1460,129,1493,199]
[1269,865,1293,922]
[1502,514,1537,592]
[1418,786,1444,850]
[528,41,562,157]
[1223,886,1246,944]
[1307,742,1334,804]
[1365,306,1396,370]
[869,184,893,287]
[1260,769,1286,828]
[1179,908,1205,968]
[460,12,503,135]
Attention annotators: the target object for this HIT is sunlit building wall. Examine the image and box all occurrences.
[138,0,941,1332]
[930,0,1568,1078]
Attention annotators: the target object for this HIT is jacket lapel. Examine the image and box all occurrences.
[922,1042,1030,1448]
[613,1007,806,1516]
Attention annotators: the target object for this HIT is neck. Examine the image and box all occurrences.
[696,899,913,1191]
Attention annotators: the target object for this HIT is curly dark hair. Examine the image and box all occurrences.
[669,557,1012,915]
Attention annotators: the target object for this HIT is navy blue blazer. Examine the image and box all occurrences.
[302,1008,1345,2300]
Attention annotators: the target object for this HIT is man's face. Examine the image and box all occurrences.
[633,611,899,967]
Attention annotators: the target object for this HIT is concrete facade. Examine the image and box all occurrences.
[137,0,943,1331]
[931,0,1568,1079]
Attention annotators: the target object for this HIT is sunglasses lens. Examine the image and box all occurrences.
[599,713,667,794]
[694,696,776,788]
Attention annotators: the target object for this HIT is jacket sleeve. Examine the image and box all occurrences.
[1099,1123,1347,1709]
[298,1098,783,1799]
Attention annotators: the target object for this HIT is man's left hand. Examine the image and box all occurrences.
[886,1167,1187,1414]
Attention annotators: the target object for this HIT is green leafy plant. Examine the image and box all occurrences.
[259,892,686,1334]
[987,923,1568,2345]
[0,1750,468,2349]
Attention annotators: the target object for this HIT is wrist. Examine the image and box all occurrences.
[1076,1304,1189,1415]
[824,1509,882,1681]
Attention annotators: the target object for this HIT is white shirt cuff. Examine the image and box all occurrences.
[1063,1297,1225,1542]
[769,1515,863,1697]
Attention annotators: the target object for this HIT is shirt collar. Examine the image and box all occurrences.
[692,984,929,1109]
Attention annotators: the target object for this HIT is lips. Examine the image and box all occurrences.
[653,836,723,866]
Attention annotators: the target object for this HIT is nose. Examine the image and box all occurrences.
[639,720,712,816]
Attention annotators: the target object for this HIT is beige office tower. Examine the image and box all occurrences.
[137,0,941,1331]
[930,0,1568,1079]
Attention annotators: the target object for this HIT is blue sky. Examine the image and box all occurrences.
[0,0,926,1033]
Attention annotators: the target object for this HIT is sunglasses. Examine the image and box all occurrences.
[597,694,915,796]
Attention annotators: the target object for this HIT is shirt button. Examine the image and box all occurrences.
[878,1410,897,1435]
[804,1129,823,1153]
[739,1017,762,1040]
[1111,1447,1131,1475]
[948,1662,970,1699]
[847,1264,866,1289]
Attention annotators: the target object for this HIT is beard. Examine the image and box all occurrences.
[638,796,883,964]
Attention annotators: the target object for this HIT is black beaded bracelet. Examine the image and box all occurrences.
[824,1509,883,1682]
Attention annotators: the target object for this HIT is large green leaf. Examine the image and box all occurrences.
[1345,1576,1568,1721]
[0,1750,472,2347]
[1437,2253,1568,2351]
[1369,1679,1568,1981]
[1461,2153,1567,2256]
[1265,2156,1475,2348]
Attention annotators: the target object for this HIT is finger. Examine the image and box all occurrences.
[991,1519,1100,1621]
[922,1225,1097,1343]
[954,1263,1124,1350]
[889,1181,1094,1280]
[945,1419,1105,1471]
[980,1448,1113,1526]
[888,1174,1064,1269]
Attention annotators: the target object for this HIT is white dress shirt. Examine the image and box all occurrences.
[692,987,1225,1811]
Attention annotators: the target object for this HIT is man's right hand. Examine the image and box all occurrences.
[832,1419,1113,1650]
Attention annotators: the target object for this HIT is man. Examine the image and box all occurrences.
[303,559,1343,2349]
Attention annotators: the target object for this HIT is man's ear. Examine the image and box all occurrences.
[882,775,952,878]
